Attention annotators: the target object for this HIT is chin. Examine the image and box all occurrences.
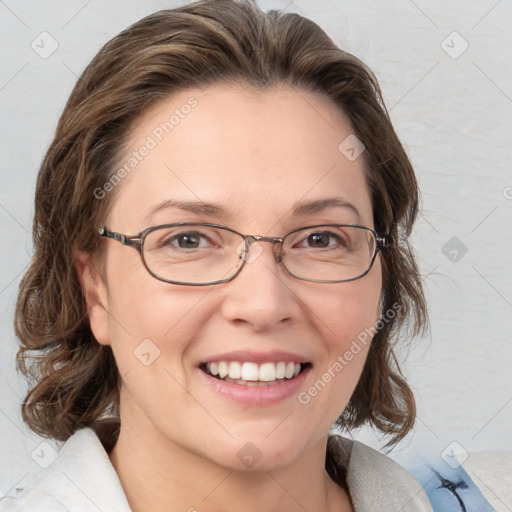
[203,426,319,473]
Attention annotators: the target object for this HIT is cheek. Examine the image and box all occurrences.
[103,266,179,366]
[104,263,219,381]
[313,265,382,346]
[305,265,382,400]
[318,292,379,384]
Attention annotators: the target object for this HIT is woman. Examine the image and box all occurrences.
[3,1,431,510]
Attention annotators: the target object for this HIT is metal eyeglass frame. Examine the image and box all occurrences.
[98,222,392,286]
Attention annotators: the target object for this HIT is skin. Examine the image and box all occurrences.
[76,84,383,512]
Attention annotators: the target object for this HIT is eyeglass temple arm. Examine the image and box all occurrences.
[376,234,392,250]
[98,228,142,248]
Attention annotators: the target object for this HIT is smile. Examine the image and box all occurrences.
[199,361,312,386]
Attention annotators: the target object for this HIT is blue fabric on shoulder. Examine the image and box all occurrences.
[412,463,495,511]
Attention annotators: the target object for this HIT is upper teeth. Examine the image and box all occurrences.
[206,361,301,381]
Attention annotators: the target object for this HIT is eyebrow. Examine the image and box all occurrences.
[145,199,228,221]
[145,197,361,223]
[292,197,361,221]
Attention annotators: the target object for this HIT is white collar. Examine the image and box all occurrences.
[9,428,432,511]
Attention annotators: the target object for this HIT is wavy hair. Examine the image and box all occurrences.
[15,0,427,445]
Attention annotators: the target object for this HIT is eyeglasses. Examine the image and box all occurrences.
[98,222,391,286]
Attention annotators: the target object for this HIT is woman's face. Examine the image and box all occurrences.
[86,84,382,470]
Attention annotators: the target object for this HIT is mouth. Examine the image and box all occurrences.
[199,361,313,386]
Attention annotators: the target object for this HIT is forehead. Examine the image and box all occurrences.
[109,84,372,230]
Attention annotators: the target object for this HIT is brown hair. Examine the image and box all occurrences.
[15,0,427,445]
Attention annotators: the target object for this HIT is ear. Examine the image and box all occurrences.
[74,252,111,346]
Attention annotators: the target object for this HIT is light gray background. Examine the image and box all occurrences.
[1,0,511,498]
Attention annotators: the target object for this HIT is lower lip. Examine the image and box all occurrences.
[198,366,312,406]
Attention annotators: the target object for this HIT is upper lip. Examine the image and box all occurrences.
[200,350,311,365]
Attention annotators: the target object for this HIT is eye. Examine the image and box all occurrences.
[295,230,348,249]
[306,232,332,248]
[165,231,215,250]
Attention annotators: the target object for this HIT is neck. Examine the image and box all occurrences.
[107,415,352,512]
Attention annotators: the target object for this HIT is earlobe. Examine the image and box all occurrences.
[74,252,111,346]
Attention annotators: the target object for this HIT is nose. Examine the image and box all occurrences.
[220,239,301,332]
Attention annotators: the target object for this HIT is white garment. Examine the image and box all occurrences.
[0,427,432,511]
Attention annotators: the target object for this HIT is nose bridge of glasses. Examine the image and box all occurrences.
[245,235,284,263]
